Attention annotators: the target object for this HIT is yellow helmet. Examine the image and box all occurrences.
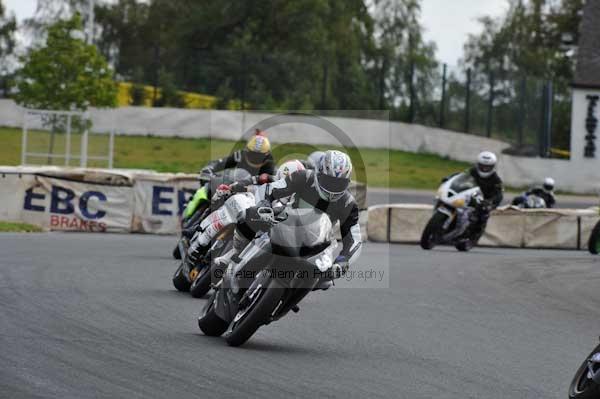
[244,133,271,167]
[246,133,271,154]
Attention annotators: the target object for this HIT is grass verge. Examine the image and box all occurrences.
[0,126,470,190]
[0,221,43,232]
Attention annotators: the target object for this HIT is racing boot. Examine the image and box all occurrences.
[184,236,210,280]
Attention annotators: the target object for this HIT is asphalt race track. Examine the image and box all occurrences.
[1,232,600,399]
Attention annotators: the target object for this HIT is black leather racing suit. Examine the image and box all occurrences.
[266,169,362,265]
[467,167,504,239]
[204,150,276,176]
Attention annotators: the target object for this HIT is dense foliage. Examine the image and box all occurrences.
[0,0,587,150]
[0,0,17,92]
[459,0,584,150]
[91,0,437,113]
[14,14,117,111]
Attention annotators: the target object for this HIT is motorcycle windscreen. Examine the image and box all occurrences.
[270,208,333,249]
[449,173,477,193]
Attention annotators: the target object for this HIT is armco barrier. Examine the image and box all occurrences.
[0,166,367,235]
[367,204,600,250]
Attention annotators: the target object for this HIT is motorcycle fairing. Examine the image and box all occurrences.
[184,186,208,219]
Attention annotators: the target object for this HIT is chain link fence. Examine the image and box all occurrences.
[409,64,572,159]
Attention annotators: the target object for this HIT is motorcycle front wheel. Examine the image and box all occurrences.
[569,343,600,399]
[198,290,229,337]
[224,279,285,347]
[588,221,600,255]
[172,263,191,292]
[173,203,209,259]
[455,240,474,252]
[190,265,212,298]
[420,211,449,250]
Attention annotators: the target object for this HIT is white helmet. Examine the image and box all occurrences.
[315,150,352,202]
[276,159,305,181]
[476,151,497,178]
[543,177,555,192]
[307,151,325,169]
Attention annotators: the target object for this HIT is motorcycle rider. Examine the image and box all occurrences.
[183,160,306,271]
[178,131,276,248]
[463,151,504,242]
[512,177,556,208]
[255,149,362,284]
[201,130,276,177]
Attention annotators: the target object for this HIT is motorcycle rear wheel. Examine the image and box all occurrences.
[420,211,448,250]
[224,279,285,347]
[588,221,600,255]
[198,291,229,337]
[569,343,600,399]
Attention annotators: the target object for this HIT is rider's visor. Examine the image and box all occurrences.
[318,174,350,194]
[477,163,494,173]
[244,150,268,166]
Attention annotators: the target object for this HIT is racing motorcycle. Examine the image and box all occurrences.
[511,193,547,209]
[172,168,251,260]
[420,172,484,252]
[197,206,338,347]
[569,337,600,398]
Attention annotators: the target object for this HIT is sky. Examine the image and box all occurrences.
[3,0,508,66]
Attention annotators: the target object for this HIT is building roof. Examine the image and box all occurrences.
[574,0,600,88]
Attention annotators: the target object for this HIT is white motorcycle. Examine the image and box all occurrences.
[197,206,338,347]
[421,172,484,252]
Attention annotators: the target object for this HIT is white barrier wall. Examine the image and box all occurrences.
[0,100,508,162]
[367,204,600,250]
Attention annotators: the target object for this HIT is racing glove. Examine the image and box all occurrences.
[213,184,232,201]
[247,173,273,186]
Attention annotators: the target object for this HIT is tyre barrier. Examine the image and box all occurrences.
[368,204,600,250]
[0,166,367,235]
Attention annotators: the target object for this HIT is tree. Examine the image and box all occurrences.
[91,0,440,114]
[154,68,185,108]
[0,0,17,95]
[15,14,117,111]
[129,67,146,106]
[15,14,117,165]
[372,0,438,119]
[460,0,584,149]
